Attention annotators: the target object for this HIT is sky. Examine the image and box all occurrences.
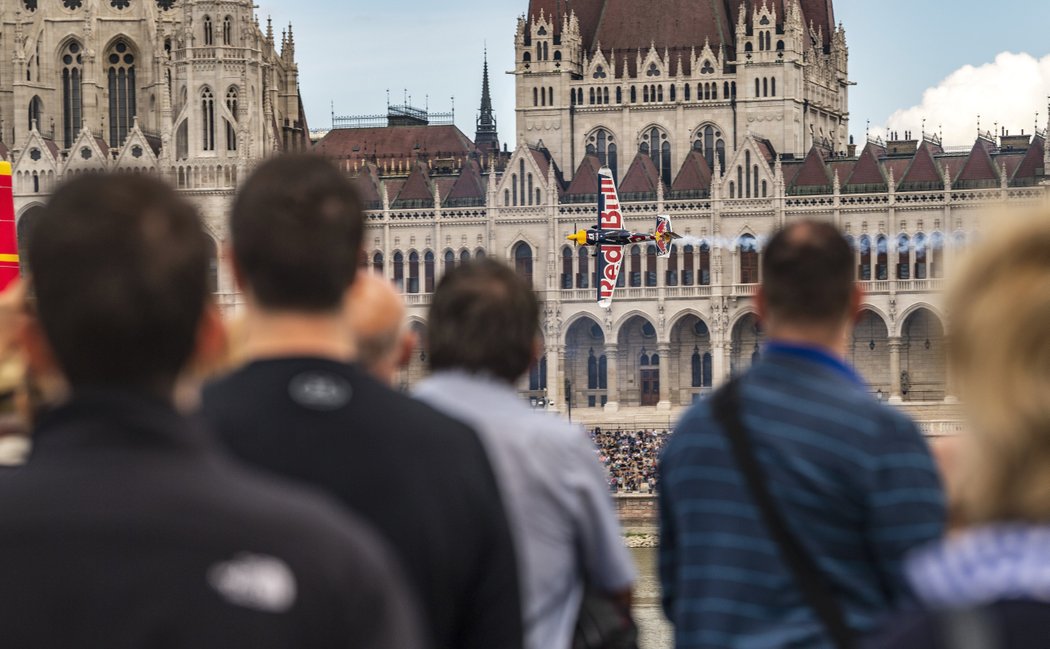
[257,0,1050,148]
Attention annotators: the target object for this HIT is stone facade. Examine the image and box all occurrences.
[2,0,307,312]
[335,0,1050,426]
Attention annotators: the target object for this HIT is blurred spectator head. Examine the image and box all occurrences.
[25,173,218,396]
[347,273,415,385]
[428,259,539,383]
[948,215,1050,524]
[231,155,364,314]
[758,220,858,334]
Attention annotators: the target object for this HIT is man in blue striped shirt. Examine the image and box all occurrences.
[659,221,945,648]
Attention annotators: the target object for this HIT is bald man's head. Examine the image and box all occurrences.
[346,274,414,385]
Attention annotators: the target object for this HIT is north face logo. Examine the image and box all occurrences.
[208,553,298,613]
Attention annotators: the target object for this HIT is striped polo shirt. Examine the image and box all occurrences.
[658,343,946,648]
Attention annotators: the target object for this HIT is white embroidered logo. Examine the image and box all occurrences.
[208,554,298,613]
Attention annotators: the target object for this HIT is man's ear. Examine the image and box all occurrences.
[191,301,229,375]
[396,330,417,371]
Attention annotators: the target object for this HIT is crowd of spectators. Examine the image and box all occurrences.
[590,427,670,493]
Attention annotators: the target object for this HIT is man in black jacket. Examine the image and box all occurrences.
[200,155,523,649]
[0,173,422,648]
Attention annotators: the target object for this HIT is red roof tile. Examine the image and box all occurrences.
[671,149,713,193]
[565,154,603,195]
[827,158,856,185]
[845,143,886,189]
[353,163,382,206]
[393,162,434,206]
[444,159,486,205]
[619,152,662,196]
[897,141,942,188]
[789,147,831,189]
[955,138,999,184]
[997,153,1025,181]
[882,158,910,185]
[593,0,735,52]
[314,125,475,163]
[1010,135,1045,183]
[528,0,605,46]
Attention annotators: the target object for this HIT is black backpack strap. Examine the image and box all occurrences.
[712,380,855,649]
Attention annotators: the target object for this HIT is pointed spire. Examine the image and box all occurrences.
[475,49,500,156]
[266,16,273,45]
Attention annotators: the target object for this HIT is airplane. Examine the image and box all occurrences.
[565,166,680,307]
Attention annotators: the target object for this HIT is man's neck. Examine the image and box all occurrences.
[764,325,850,359]
[239,307,356,363]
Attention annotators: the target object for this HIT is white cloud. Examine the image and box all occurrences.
[877,52,1050,146]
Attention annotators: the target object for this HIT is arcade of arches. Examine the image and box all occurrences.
[417,306,949,412]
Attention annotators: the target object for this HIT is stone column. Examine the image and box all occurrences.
[657,342,672,411]
[711,338,728,388]
[888,337,903,404]
[546,344,563,413]
[604,343,620,413]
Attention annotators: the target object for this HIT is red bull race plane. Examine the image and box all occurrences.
[0,162,17,291]
[566,166,680,307]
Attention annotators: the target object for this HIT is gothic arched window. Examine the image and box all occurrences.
[645,245,658,287]
[740,235,759,284]
[914,233,928,280]
[203,16,214,46]
[897,234,911,280]
[201,87,216,151]
[372,252,384,275]
[876,235,889,280]
[222,16,233,45]
[639,126,672,187]
[578,246,590,289]
[629,245,642,287]
[407,252,420,294]
[561,247,573,289]
[699,243,711,285]
[393,252,404,291]
[513,242,533,287]
[225,87,239,151]
[60,41,83,149]
[859,235,872,280]
[587,349,598,390]
[586,128,618,179]
[682,245,695,286]
[444,250,456,273]
[28,96,42,131]
[693,124,726,171]
[424,251,435,293]
[106,40,137,147]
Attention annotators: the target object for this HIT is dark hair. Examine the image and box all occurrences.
[761,220,855,324]
[428,259,539,382]
[231,154,364,312]
[28,173,210,391]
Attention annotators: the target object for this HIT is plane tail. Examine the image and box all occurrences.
[654,215,680,258]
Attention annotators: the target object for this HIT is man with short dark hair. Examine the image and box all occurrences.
[201,155,523,649]
[659,220,946,648]
[0,173,422,649]
[414,259,635,649]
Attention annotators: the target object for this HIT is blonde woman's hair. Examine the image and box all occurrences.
[948,211,1050,524]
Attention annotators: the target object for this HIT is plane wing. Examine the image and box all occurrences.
[598,166,622,230]
[597,245,624,308]
[596,166,623,307]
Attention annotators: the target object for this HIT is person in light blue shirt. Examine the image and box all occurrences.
[415,259,636,649]
[659,221,946,648]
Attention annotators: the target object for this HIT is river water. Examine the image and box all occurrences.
[630,546,673,649]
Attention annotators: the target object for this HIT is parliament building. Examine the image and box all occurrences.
[5,0,1050,428]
